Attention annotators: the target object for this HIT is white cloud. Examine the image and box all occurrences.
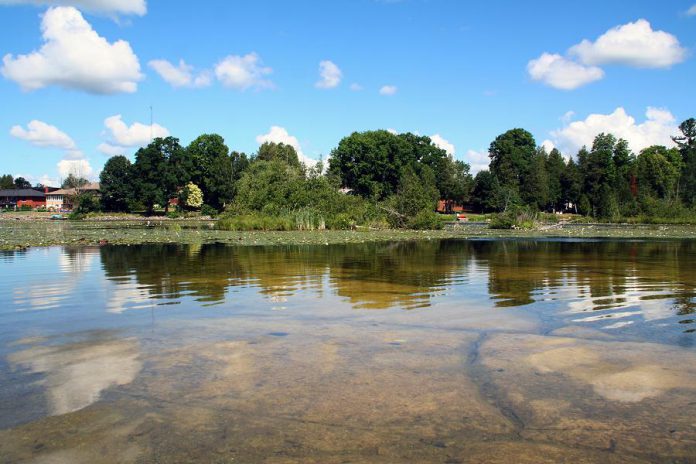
[550,106,679,155]
[214,53,272,91]
[10,120,76,150]
[315,60,342,89]
[379,85,397,95]
[527,53,604,90]
[541,139,556,152]
[349,83,363,91]
[58,158,93,179]
[98,114,169,155]
[463,149,489,175]
[688,4,696,15]
[255,126,317,167]
[148,59,211,88]
[1,6,142,94]
[430,133,455,155]
[386,128,398,135]
[569,19,686,68]
[0,0,146,16]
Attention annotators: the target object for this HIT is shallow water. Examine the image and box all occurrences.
[1,239,695,463]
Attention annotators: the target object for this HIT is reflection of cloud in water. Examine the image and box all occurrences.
[12,248,98,311]
[8,337,141,415]
[562,275,685,329]
[106,277,156,314]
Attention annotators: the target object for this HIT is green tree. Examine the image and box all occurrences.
[488,128,536,201]
[520,147,549,210]
[186,134,235,210]
[61,173,89,189]
[100,155,133,212]
[14,177,31,189]
[231,159,303,214]
[329,130,413,199]
[561,158,582,212]
[636,146,681,200]
[256,142,301,168]
[583,134,618,218]
[384,166,439,228]
[0,174,14,189]
[470,170,502,212]
[133,137,187,214]
[546,148,566,211]
[673,118,696,205]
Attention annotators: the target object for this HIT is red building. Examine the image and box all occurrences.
[0,188,47,209]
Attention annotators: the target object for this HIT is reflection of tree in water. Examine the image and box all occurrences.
[99,241,475,309]
[98,240,696,320]
[474,240,696,319]
[328,240,473,309]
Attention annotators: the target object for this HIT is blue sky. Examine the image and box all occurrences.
[0,0,695,185]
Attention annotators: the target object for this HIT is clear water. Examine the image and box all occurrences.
[1,239,695,463]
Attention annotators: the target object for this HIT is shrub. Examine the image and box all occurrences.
[200,204,218,217]
[407,210,443,230]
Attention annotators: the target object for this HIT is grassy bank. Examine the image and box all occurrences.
[3,219,696,250]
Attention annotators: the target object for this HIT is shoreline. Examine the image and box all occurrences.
[3,219,696,250]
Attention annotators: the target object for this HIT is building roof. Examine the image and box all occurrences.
[50,183,100,196]
[0,189,46,198]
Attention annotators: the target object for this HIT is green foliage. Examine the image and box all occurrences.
[489,207,538,230]
[61,173,89,189]
[0,174,14,189]
[73,192,101,214]
[383,166,439,228]
[488,128,536,198]
[186,134,237,209]
[407,210,443,230]
[200,204,218,217]
[132,136,188,214]
[14,177,31,189]
[100,155,133,212]
[256,142,301,168]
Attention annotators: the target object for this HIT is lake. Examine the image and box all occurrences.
[1,239,695,463]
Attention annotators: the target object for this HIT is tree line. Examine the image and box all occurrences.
[470,118,695,220]
[3,117,695,225]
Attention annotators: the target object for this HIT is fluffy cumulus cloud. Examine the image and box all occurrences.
[528,19,685,90]
[255,126,317,167]
[429,134,455,155]
[527,53,604,90]
[10,120,76,150]
[463,149,490,175]
[58,158,93,179]
[550,106,679,155]
[148,59,211,88]
[569,19,686,68]
[98,114,169,156]
[214,53,272,91]
[1,6,142,94]
[0,0,146,16]
[315,60,342,89]
[379,85,397,96]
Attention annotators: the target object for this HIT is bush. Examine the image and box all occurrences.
[20,205,33,211]
[166,210,182,219]
[200,204,218,217]
[407,210,443,230]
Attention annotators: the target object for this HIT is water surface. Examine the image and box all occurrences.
[1,239,695,463]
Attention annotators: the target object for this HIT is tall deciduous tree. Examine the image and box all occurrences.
[488,128,536,203]
[100,155,133,212]
[187,134,235,210]
[13,177,31,189]
[256,142,301,168]
[546,148,566,211]
[133,137,187,214]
